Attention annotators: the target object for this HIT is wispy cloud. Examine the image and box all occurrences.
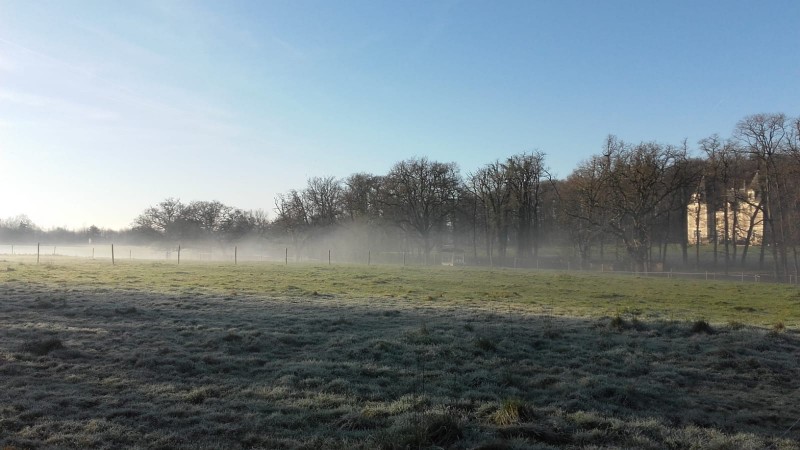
[0,89,118,121]
[0,33,249,141]
[0,36,98,79]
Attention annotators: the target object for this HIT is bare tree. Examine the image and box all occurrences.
[303,176,344,227]
[381,158,460,263]
[186,200,233,238]
[273,190,309,256]
[468,161,512,263]
[132,198,193,241]
[342,173,381,223]
[559,155,611,267]
[735,113,790,279]
[0,214,39,242]
[699,135,744,273]
[506,151,550,260]
[602,138,690,271]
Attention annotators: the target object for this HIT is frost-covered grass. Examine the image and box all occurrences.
[0,258,798,448]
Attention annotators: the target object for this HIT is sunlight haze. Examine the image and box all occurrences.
[1,0,798,230]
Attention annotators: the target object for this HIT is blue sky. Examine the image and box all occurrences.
[1,0,798,230]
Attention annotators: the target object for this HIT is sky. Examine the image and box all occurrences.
[1,0,798,230]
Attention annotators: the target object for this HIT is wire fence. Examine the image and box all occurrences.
[1,243,798,285]
[598,268,799,284]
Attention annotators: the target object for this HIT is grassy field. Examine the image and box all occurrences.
[1,257,799,449]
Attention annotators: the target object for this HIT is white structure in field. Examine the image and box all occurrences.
[687,178,763,246]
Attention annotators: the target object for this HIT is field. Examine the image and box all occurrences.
[1,258,799,449]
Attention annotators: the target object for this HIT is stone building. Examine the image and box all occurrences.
[687,176,763,246]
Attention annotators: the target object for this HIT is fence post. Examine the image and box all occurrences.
[741,272,744,282]
[111,244,115,266]
[37,243,40,264]
[368,250,371,266]
[328,249,331,265]
[177,245,181,265]
[403,250,406,266]
[285,248,288,265]
[235,246,238,265]
[92,248,95,259]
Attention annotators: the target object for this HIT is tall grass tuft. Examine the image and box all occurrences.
[490,398,531,426]
[691,319,714,334]
[20,337,63,356]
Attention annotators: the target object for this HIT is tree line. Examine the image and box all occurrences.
[560,113,800,280]
[3,113,798,278]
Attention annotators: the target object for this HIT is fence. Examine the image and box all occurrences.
[1,243,797,285]
[596,267,799,284]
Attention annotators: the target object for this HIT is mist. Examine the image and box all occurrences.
[4,112,800,280]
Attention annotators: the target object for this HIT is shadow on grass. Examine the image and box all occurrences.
[0,280,798,449]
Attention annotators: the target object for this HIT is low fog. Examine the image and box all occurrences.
[4,113,800,280]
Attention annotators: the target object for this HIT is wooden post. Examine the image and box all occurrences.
[403,251,406,266]
[111,244,115,265]
[92,248,95,259]
[328,249,331,265]
[285,248,288,265]
[235,246,238,265]
[368,250,371,266]
[37,243,40,264]
[177,245,181,265]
